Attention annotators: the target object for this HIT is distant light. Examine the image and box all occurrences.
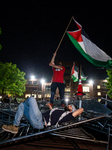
[65,98,69,105]
[65,98,69,102]
[41,78,45,84]
[89,80,94,84]
[31,75,35,80]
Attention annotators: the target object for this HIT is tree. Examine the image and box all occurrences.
[105,69,112,98]
[0,62,27,96]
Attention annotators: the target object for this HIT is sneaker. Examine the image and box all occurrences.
[50,103,53,107]
[2,125,19,134]
[61,104,65,107]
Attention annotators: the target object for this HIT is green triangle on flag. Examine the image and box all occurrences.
[71,63,87,82]
[71,63,78,82]
[67,18,112,69]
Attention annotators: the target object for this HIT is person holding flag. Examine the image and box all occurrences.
[49,52,65,107]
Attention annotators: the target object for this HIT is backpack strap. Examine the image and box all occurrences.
[55,111,70,127]
[47,108,59,126]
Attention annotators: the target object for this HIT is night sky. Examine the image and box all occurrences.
[0,1,112,82]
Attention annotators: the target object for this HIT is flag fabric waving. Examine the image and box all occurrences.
[67,18,112,69]
[71,63,87,82]
[71,63,78,82]
[81,70,87,81]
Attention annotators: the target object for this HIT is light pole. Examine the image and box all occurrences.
[41,78,45,92]
[89,79,94,97]
[65,98,69,106]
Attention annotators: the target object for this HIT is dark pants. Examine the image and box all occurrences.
[50,82,65,105]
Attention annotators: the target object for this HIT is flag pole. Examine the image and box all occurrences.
[80,65,82,78]
[55,16,73,53]
[79,64,82,121]
[69,62,75,92]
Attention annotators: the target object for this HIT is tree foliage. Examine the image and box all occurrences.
[0,62,27,96]
[105,69,112,98]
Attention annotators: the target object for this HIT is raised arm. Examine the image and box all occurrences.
[49,52,63,70]
[49,52,56,65]
[72,108,84,118]
[46,103,53,110]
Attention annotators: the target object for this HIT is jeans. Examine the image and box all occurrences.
[50,82,65,105]
[13,97,44,129]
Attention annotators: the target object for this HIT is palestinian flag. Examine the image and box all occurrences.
[81,70,87,81]
[71,63,87,82]
[71,63,78,82]
[67,19,112,69]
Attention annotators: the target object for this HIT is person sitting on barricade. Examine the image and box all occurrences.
[2,97,84,134]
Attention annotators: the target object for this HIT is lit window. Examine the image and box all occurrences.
[25,94,31,98]
[97,92,101,96]
[45,94,51,97]
[83,86,89,92]
[97,85,100,89]
[98,99,101,102]
[65,87,70,92]
[32,94,36,98]
[38,94,42,98]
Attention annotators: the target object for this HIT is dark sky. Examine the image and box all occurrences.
[0,1,112,82]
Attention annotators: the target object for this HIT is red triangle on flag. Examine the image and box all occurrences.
[67,19,83,42]
[71,63,75,76]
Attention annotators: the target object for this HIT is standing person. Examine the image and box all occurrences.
[49,52,65,107]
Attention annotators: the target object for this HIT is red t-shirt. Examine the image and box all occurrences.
[52,66,65,83]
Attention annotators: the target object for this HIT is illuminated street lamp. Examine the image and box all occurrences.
[41,78,45,84]
[65,98,70,106]
[31,75,35,80]
[89,80,94,84]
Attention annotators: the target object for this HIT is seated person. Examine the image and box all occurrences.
[2,97,84,134]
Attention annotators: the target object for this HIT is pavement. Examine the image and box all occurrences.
[0,134,112,150]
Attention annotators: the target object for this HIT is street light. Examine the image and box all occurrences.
[89,80,94,84]
[65,98,69,106]
[41,78,45,84]
[31,75,35,80]
[41,78,45,92]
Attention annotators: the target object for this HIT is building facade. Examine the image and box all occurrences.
[0,61,108,100]
[23,61,108,100]
[24,79,51,100]
[23,78,108,101]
